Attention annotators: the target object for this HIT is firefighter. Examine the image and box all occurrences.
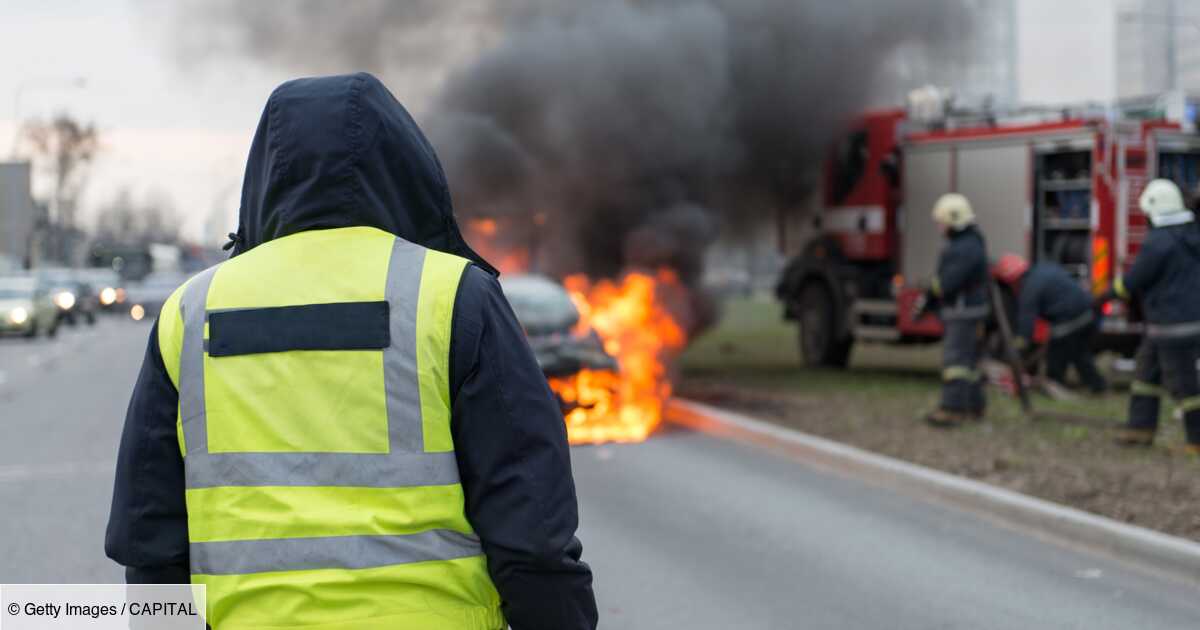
[1104,179,1200,455]
[994,254,1107,393]
[105,74,598,629]
[923,193,990,427]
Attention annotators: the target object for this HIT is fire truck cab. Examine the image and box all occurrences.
[776,96,1200,367]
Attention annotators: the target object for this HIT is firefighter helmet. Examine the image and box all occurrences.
[931,193,975,229]
[1139,179,1185,223]
[993,253,1029,285]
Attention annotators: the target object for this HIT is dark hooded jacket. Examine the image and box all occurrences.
[1121,218,1200,328]
[228,73,495,270]
[105,73,597,630]
[1014,263,1093,342]
[933,225,989,317]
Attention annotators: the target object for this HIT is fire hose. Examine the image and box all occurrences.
[988,280,1033,414]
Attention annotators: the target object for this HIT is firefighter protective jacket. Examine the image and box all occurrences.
[1117,216,1200,338]
[932,225,989,320]
[105,73,597,630]
[1014,263,1094,342]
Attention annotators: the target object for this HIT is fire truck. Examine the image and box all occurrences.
[775,95,1200,367]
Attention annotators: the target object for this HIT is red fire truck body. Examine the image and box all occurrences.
[776,105,1200,367]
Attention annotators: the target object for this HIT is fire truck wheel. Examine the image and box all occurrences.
[797,282,853,368]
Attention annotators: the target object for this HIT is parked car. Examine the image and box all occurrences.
[124,272,190,322]
[0,275,59,338]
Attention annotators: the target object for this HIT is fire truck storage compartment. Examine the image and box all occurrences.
[1153,131,1200,198]
[900,139,1029,284]
[1034,144,1094,285]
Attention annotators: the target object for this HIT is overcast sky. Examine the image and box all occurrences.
[0,0,1120,246]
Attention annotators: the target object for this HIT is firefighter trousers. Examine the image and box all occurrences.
[940,317,986,414]
[1046,319,1107,393]
[1127,336,1200,445]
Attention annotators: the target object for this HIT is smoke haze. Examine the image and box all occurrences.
[174,0,975,286]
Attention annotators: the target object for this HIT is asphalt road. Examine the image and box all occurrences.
[2,322,1199,629]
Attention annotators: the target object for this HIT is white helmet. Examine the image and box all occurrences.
[1139,179,1185,224]
[931,193,975,230]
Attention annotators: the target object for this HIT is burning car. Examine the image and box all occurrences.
[500,272,618,388]
[502,271,687,445]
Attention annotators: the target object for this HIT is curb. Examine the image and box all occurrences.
[667,398,1200,584]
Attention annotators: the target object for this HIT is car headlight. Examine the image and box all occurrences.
[54,291,76,310]
[9,307,28,325]
[99,287,117,305]
[130,304,146,321]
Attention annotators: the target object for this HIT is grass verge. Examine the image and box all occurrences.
[678,296,1200,541]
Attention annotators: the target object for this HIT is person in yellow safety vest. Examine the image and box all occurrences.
[1100,179,1200,456]
[920,193,990,427]
[105,73,598,629]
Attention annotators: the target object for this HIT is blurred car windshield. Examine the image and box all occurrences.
[37,269,76,288]
[81,269,120,287]
[0,287,34,299]
[142,274,187,288]
[500,274,580,333]
[0,278,36,299]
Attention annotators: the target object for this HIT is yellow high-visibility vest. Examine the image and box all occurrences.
[157,226,503,629]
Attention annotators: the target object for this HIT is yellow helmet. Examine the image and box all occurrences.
[931,193,975,230]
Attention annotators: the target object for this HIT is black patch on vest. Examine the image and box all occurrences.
[208,302,390,357]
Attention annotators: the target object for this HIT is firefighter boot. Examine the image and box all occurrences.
[967,377,986,421]
[1113,427,1155,447]
[1169,443,1200,458]
[1179,407,1200,458]
[925,408,970,428]
[1118,383,1161,448]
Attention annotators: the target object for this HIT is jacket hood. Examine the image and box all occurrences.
[231,72,496,274]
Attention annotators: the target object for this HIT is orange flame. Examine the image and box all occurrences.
[471,218,499,237]
[465,218,529,274]
[550,270,687,444]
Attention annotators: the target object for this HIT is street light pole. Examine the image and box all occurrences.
[8,76,88,159]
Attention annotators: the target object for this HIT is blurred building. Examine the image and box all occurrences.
[0,162,35,270]
[1116,0,1200,98]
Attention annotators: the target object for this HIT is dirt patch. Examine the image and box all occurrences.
[678,378,1200,542]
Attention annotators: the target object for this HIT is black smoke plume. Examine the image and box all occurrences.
[173,0,974,292]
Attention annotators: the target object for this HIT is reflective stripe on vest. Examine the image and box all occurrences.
[1050,310,1094,339]
[940,293,989,321]
[167,228,501,629]
[940,304,989,321]
[1130,380,1165,398]
[1145,320,1200,340]
[191,530,485,576]
[942,366,980,382]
